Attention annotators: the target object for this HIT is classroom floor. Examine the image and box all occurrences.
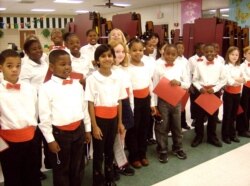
[1,103,250,186]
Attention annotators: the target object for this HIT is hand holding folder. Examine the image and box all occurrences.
[153,77,186,107]
[195,93,222,115]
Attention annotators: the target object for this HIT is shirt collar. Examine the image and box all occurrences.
[93,70,117,82]
[51,75,71,84]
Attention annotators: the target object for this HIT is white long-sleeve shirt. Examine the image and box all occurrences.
[240,59,250,82]
[38,75,91,143]
[0,80,38,130]
[224,63,244,86]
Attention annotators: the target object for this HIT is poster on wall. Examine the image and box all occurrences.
[181,0,202,25]
[229,0,250,28]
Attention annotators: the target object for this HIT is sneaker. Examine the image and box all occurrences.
[147,138,157,145]
[158,153,168,163]
[118,165,135,176]
[173,150,187,160]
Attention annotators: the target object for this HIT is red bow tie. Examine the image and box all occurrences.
[62,79,73,85]
[206,61,214,65]
[6,83,21,90]
[165,63,174,67]
[197,58,203,62]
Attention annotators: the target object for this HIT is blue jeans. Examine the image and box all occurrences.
[155,98,183,154]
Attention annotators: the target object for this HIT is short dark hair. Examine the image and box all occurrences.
[86,29,97,36]
[94,44,115,62]
[0,49,20,65]
[49,50,70,64]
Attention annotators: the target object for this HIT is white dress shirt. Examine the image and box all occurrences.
[240,60,250,82]
[80,43,100,62]
[225,63,244,86]
[188,54,206,76]
[0,80,38,130]
[38,75,91,143]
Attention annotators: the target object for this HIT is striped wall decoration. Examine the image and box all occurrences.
[0,16,74,29]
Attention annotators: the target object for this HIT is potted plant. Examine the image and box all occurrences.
[41,28,50,38]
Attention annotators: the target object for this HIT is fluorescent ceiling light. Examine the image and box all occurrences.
[220,8,229,12]
[75,10,89,13]
[208,9,216,13]
[54,0,83,3]
[31,9,55,12]
[0,8,6,11]
[113,3,131,7]
[222,14,229,17]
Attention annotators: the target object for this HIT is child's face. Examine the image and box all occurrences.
[163,47,177,64]
[129,42,144,63]
[51,31,63,45]
[87,31,98,45]
[176,44,184,56]
[196,44,205,57]
[0,56,21,84]
[144,40,155,55]
[66,35,81,55]
[114,44,125,65]
[149,36,159,46]
[110,30,123,42]
[229,49,239,65]
[26,41,43,63]
[49,54,72,79]
[97,50,114,69]
[244,50,250,62]
[204,46,216,61]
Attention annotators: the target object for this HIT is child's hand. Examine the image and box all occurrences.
[207,88,214,94]
[200,88,207,94]
[92,125,103,140]
[48,141,61,153]
[235,77,245,84]
[85,132,91,144]
[151,106,157,116]
[118,123,125,135]
[170,79,181,86]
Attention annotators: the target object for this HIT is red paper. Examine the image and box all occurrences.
[181,91,190,111]
[195,93,222,115]
[153,77,186,107]
[237,105,244,115]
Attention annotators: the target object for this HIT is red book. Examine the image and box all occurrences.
[195,93,222,115]
[181,91,190,112]
[153,77,186,107]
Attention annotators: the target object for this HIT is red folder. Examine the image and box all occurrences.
[181,91,190,111]
[153,77,186,107]
[195,93,222,115]
[237,105,244,115]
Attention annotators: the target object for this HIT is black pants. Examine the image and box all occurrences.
[126,96,151,162]
[194,91,220,140]
[49,123,85,186]
[0,138,41,186]
[189,84,200,120]
[92,117,118,184]
[236,85,250,133]
[222,92,240,139]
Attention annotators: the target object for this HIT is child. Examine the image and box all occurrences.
[38,49,91,186]
[80,29,100,63]
[0,49,41,186]
[49,28,66,51]
[148,32,161,60]
[236,46,250,138]
[212,42,225,64]
[64,33,94,81]
[192,44,226,147]
[175,41,191,130]
[222,46,243,144]
[126,39,156,168]
[108,28,127,44]
[109,40,135,176]
[188,42,205,127]
[153,44,190,163]
[85,44,127,186]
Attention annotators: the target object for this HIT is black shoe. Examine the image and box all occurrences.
[182,125,191,130]
[239,131,250,138]
[230,136,240,143]
[147,138,157,145]
[105,181,116,186]
[39,171,47,180]
[113,165,120,181]
[191,119,196,127]
[191,137,202,147]
[222,138,231,144]
[173,150,187,160]
[118,165,135,176]
[158,153,168,163]
[207,138,223,147]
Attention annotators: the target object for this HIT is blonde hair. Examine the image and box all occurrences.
[109,40,128,67]
[243,46,250,54]
[108,28,127,44]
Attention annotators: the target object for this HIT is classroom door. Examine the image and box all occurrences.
[19,30,36,50]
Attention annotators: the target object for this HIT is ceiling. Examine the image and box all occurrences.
[0,0,179,16]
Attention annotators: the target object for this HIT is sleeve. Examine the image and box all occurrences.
[192,65,203,91]
[225,65,236,86]
[19,63,33,84]
[84,76,95,102]
[38,84,55,143]
[213,64,227,92]
[180,65,191,89]
[82,90,91,132]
